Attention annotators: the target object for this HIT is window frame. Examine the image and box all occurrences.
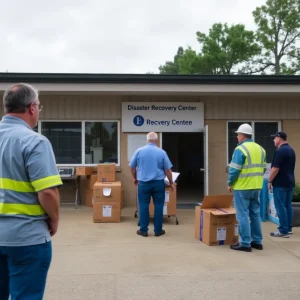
[226,120,282,165]
[38,120,121,167]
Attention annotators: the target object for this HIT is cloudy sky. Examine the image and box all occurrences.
[1,0,266,74]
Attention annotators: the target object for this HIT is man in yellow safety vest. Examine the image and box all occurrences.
[228,123,266,252]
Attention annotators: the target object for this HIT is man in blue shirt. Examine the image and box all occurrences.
[0,83,62,299]
[129,132,174,237]
[268,131,296,238]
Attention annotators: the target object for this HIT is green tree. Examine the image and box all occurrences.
[158,47,184,74]
[252,0,300,74]
[158,23,261,74]
[196,23,261,74]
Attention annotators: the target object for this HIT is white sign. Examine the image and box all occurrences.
[263,163,271,180]
[163,204,168,215]
[127,134,147,161]
[122,102,204,132]
[268,191,279,224]
[217,227,227,241]
[103,205,112,217]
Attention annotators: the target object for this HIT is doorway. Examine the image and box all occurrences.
[162,132,204,205]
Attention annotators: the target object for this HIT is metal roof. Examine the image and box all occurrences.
[0,72,300,84]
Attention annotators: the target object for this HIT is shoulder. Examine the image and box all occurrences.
[153,146,167,155]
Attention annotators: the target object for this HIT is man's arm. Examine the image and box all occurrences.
[268,168,279,183]
[268,150,282,187]
[165,168,174,185]
[227,148,246,190]
[129,150,139,185]
[130,168,138,185]
[26,138,62,236]
[38,188,60,220]
[38,187,60,236]
[163,152,175,189]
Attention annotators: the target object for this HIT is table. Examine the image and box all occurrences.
[60,175,81,208]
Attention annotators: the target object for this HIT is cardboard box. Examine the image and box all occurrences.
[93,202,121,223]
[84,189,93,207]
[97,163,116,182]
[76,167,94,176]
[81,174,98,190]
[194,195,239,246]
[149,185,176,216]
[93,181,122,203]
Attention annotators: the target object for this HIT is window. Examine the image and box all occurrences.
[38,121,120,166]
[42,122,82,164]
[85,122,118,164]
[254,122,279,163]
[227,121,279,164]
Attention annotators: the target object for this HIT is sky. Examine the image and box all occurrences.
[1,0,266,74]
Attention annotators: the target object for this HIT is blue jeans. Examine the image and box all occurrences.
[234,190,263,248]
[0,241,52,300]
[138,180,165,234]
[273,187,293,234]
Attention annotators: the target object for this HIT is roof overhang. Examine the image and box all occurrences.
[0,73,300,94]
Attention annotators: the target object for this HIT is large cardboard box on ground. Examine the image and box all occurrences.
[93,181,122,222]
[76,166,94,176]
[97,163,116,182]
[93,181,122,203]
[194,195,238,246]
[84,189,94,207]
[149,185,176,216]
[82,174,98,190]
[93,202,121,223]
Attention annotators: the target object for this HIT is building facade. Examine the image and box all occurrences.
[0,73,299,206]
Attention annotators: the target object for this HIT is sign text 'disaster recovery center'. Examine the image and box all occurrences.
[121,102,204,132]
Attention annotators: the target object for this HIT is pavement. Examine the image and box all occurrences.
[45,205,300,300]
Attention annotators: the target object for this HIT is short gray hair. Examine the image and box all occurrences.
[3,83,39,113]
[147,132,158,141]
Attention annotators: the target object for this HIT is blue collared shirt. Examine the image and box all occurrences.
[129,143,173,182]
[0,116,62,246]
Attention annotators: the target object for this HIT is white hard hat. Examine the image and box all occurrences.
[235,123,253,135]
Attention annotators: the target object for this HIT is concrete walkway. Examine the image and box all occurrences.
[45,206,300,300]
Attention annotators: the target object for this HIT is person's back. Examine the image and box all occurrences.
[134,144,168,182]
[0,83,62,300]
[129,132,174,237]
[228,123,265,252]
[0,119,52,245]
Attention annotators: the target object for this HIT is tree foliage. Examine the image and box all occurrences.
[196,23,261,74]
[252,0,300,74]
[159,23,260,74]
[157,0,300,75]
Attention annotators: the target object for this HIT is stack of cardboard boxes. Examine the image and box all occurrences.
[149,185,177,217]
[194,195,239,246]
[76,164,123,223]
[93,164,123,223]
[76,167,97,207]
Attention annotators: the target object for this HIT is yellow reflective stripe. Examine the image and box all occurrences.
[0,203,45,216]
[0,178,34,192]
[32,175,62,192]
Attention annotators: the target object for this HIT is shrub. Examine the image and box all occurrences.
[293,183,300,203]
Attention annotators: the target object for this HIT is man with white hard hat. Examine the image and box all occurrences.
[227,123,266,252]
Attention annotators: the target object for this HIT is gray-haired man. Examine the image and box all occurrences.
[0,83,62,299]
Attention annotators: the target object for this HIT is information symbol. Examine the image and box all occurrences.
[133,115,144,126]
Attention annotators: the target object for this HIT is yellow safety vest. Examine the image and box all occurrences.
[231,142,266,190]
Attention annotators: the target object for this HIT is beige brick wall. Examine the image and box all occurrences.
[282,120,300,184]
[206,120,230,196]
